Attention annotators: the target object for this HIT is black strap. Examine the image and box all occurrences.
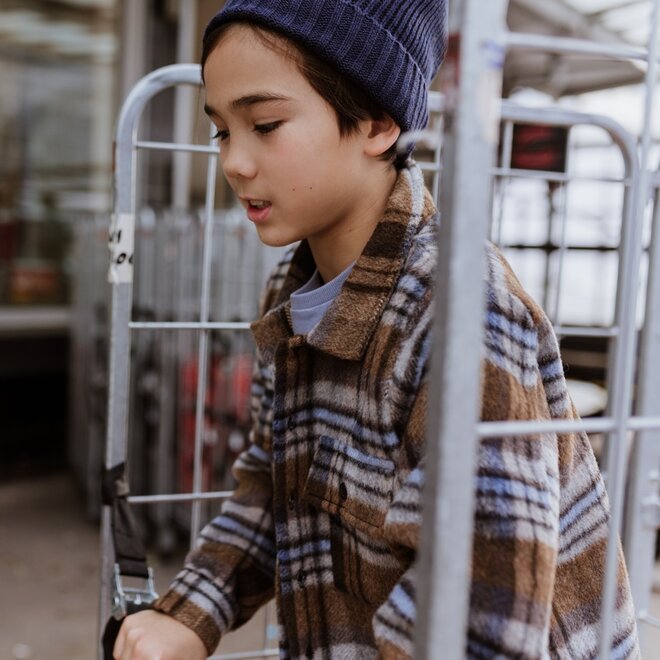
[102,462,149,579]
[101,462,156,659]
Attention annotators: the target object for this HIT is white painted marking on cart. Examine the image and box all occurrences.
[108,213,135,284]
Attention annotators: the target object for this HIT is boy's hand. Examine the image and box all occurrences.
[113,609,207,660]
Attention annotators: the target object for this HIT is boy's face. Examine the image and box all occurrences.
[203,25,375,248]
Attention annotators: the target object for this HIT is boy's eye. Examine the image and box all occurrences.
[212,122,281,142]
[254,121,282,135]
[213,128,230,142]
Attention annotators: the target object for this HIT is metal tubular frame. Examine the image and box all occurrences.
[623,2,660,649]
[101,1,660,655]
[189,120,219,546]
[415,2,509,656]
[626,165,660,645]
[418,1,660,658]
[504,31,656,62]
[100,64,276,660]
[596,4,660,654]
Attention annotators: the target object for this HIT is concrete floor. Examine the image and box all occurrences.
[0,473,276,660]
[0,471,658,660]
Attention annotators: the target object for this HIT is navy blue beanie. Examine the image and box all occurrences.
[204,0,447,133]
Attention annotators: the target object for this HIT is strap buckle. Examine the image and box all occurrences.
[111,563,158,620]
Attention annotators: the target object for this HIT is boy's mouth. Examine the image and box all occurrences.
[245,199,272,223]
[247,199,271,209]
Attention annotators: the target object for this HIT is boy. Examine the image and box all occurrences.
[114,1,640,658]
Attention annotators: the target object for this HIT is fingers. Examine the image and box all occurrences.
[110,610,207,660]
[113,618,153,660]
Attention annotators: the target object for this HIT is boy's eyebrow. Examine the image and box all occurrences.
[203,93,291,117]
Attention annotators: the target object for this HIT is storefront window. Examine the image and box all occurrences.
[0,0,118,309]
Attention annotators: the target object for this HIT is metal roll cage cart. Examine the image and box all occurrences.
[100,1,660,658]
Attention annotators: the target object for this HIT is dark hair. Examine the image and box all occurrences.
[201,21,403,168]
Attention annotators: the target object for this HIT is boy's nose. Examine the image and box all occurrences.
[221,145,257,181]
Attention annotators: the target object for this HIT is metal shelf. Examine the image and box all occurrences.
[0,306,71,336]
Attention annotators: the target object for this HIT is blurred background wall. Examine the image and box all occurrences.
[0,0,233,480]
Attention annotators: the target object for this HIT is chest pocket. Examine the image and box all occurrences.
[303,435,403,605]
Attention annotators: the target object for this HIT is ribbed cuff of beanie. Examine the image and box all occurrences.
[204,0,434,132]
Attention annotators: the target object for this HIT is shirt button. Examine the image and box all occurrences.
[339,482,348,501]
[288,491,296,512]
[297,569,306,587]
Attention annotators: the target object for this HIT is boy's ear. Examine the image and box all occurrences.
[363,114,401,158]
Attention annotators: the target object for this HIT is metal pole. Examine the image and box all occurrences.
[118,0,149,104]
[598,1,660,656]
[505,31,655,63]
[189,124,219,547]
[415,1,508,658]
[622,1,660,654]
[625,181,660,655]
[493,119,514,247]
[547,128,572,326]
[172,0,198,209]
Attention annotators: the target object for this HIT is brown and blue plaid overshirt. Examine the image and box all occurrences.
[156,163,639,659]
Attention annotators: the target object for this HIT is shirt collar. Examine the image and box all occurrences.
[251,163,434,362]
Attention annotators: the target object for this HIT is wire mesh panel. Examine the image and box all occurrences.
[624,161,660,649]
[99,64,279,659]
[415,1,660,658]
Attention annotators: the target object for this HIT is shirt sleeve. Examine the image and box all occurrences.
[153,351,276,656]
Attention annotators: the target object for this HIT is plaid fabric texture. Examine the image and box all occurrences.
[155,163,639,659]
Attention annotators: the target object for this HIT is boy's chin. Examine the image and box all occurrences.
[255,228,298,249]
